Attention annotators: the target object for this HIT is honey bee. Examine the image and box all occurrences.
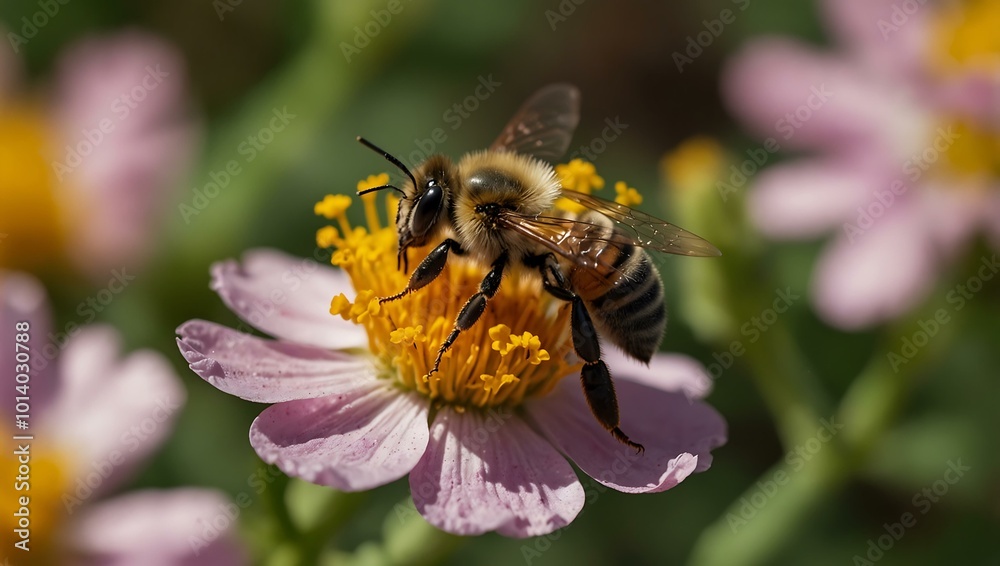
[357,84,720,452]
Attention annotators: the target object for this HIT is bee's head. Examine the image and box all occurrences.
[357,138,454,271]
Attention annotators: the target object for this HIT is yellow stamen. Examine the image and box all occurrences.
[316,226,339,248]
[556,159,605,213]
[314,194,353,234]
[324,178,580,409]
[358,173,390,231]
[661,136,726,192]
[614,181,643,207]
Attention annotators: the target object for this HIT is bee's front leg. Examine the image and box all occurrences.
[428,253,508,377]
[380,239,464,304]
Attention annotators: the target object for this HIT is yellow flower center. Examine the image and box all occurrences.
[925,1,1000,184]
[317,176,580,410]
[0,104,71,272]
[0,441,71,563]
[933,0,1000,71]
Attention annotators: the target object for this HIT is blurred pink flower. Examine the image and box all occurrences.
[0,272,244,565]
[176,247,726,537]
[0,30,198,280]
[722,0,1000,329]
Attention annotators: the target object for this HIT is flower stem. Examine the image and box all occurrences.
[688,308,957,566]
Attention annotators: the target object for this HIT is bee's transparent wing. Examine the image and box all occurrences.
[557,190,722,257]
[489,84,580,162]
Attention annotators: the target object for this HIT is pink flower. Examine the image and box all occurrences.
[176,233,726,536]
[0,30,198,280]
[0,272,245,565]
[722,0,1000,329]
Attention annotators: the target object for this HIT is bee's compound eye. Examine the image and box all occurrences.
[411,181,443,237]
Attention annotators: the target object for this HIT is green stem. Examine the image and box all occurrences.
[688,306,958,566]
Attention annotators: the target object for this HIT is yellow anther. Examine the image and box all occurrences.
[614,181,643,207]
[316,226,339,248]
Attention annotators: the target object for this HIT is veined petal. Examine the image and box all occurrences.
[410,407,584,538]
[176,320,375,403]
[44,326,185,494]
[210,248,366,349]
[250,385,429,491]
[813,203,937,329]
[526,359,726,494]
[67,488,246,566]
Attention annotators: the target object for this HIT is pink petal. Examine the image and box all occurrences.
[44,326,185,494]
[0,272,57,420]
[813,203,937,329]
[820,0,929,77]
[603,348,714,400]
[68,488,247,566]
[526,357,726,494]
[748,159,883,239]
[410,407,584,537]
[210,248,366,349]
[176,320,376,403]
[250,385,429,491]
[932,70,1000,127]
[722,38,924,153]
[52,31,198,278]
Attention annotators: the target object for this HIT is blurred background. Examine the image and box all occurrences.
[1,0,997,564]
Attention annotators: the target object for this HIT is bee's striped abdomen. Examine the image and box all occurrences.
[587,248,665,363]
[566,213,666,363]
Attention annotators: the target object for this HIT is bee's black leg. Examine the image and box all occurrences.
[381,239,463,304]
[526,253,644,453]
[428,253,507,376]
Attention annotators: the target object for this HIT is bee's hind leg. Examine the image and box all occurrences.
[527,253,644,453]
[380,239,463,304]
[428,253,508,376]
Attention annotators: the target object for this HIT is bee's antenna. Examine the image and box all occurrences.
[356,136,418,191]
[357,184,405,197]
